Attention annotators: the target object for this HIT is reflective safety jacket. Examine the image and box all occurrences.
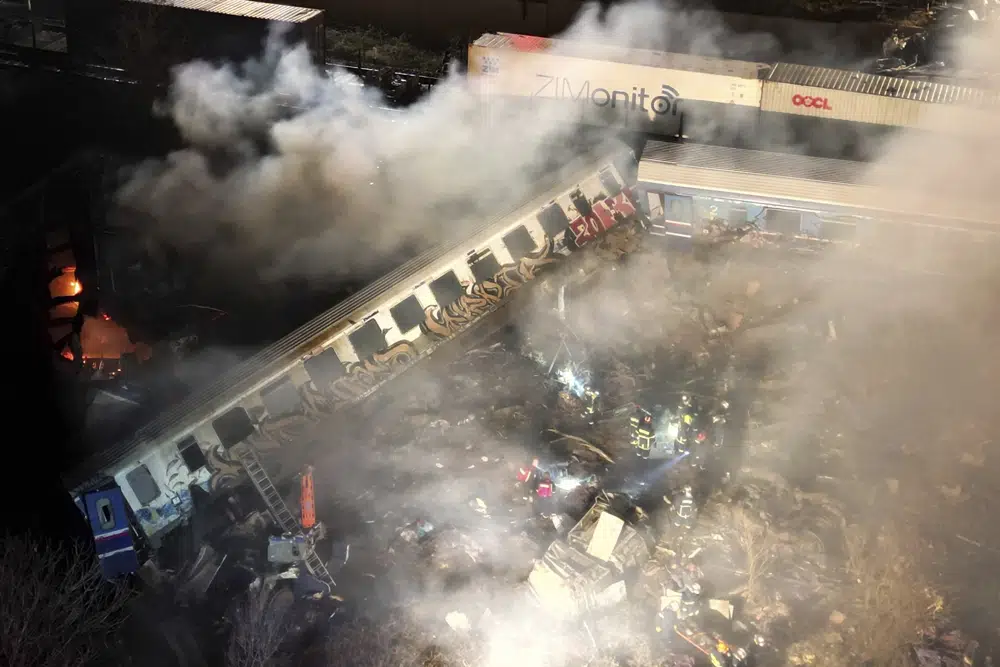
[536,481,553,498]
[630,409,655,454]
[516,466,534,483]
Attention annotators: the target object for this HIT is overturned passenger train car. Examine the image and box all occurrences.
[64,146,645,574]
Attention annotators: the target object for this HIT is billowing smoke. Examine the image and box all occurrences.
[117,0,1000,661]
[519,3,1000,654]
[116,3,669,283]
[115,0,844,287]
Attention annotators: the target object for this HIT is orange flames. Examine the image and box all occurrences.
[49,266,151,364]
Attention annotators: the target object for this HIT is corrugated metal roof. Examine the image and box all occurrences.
[642,141,861,184]
[638,141,997,232]
[768,62,999,107]
[472,32,768,80]
[129,0,323,23]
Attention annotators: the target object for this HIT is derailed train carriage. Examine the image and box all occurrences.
[64,145,645,576]
[635,140,998,249]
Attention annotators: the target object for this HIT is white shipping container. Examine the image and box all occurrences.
[470,44,763,111]
[760,63,1000,135]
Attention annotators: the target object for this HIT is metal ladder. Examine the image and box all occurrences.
[237,446,336,589]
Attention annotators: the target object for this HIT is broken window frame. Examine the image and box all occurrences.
[260,377,301,419]
[598,167,622,197]
[537,203,570,237]
[429,271,463,308]
[125,464,161,506]
[503,225,536,261]
[468,250,503,284]
[212,406,255,449]
[389,295,425,333]
[177,436,207,473]
[348,318,388,360]
[303,347,345,386]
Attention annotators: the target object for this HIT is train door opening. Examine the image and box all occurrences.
[647,192,694,247]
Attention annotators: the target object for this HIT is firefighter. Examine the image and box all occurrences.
[535,472,554,514]
[672,485,698,530]
[516,458,539,487]
[582,387,600,423]
[679,581,702,620]
[630,407,655,458]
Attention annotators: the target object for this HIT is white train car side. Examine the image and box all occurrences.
[65,146,645,552]
[636,141,1000,253]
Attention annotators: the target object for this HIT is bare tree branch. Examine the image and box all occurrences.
[226,586,290,667]
[0,534,133,667]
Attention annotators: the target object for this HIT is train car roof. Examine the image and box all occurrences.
[65,143,632,491]
[129,0,323,23]
[638,141,996,233]
[473,32,769,80]
[767,62,999,108]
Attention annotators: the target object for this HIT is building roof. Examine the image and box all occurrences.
[767,62,999,107]
[130,0,323,23]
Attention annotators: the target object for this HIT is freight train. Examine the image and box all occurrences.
[65,144,643,576]
[469,32,1000,154]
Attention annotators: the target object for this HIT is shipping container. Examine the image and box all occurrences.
[468,32,767,141]
[761,62,999,134]
[66,0,325,81]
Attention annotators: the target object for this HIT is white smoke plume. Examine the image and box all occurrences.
[115,0,826,286]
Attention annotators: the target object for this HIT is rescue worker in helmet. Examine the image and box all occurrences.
[630,406,656,458]
[516,458,539,486]
[516,458,540,503]
[535,472,554,516]
[654,602,678,644]
[671,485,698,530]
[675,394,698,450]
[679,581,702,620]
[582,386,600,424]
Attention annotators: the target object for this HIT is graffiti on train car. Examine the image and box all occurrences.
[135,487,193,531]
[569,189,639,247]
[207,445,244,492]
[251,381,337,449]
[328,340,419,400]
[422,236,562,339]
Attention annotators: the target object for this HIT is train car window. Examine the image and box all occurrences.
[95,498,116,530]
[390,295,425,333]
[765,208,802,236]
[614,153,637,184]
[728,206,749,226]
[349,319,387,360]
[468,250,502,283]
[126,464,161,506]
[304,347,345,386]
[537,204,570,237]
[503,225,536,261]
[821,219,857,242]
[429,271,463,308]
[570,190,592,217]
[663,196,691,223]
[261,378,300,418]
[177,436,207,473]
[598,167,622,197]
[212,407,255,450]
